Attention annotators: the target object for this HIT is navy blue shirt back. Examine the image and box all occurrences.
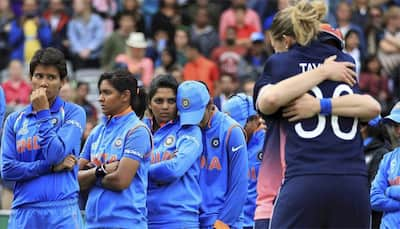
[255,41,366,178]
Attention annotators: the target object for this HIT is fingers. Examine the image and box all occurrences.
[66,155,78,164]
[343,62,356,69]
[344,68,357,87]
[282,106,297,118]
[288,115,302,122]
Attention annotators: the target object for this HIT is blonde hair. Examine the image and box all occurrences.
[383,6,400,26]
[270,0,326,46]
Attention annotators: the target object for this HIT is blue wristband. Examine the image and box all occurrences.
[320,98,332,115]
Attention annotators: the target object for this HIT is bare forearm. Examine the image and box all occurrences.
[78,168,96,191]
[101,172,125,191]
[332,94,381,121]
[380,40,400,54]
[258,67,327,114]
[386,36,400,48]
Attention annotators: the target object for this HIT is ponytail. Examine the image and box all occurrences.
[271,0,326,46]
[133,87,147,119]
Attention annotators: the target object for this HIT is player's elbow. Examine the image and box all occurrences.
[113,180,130,191]
[103,174,132,191]
[1,163,14,181]
[361,95,381,121]
[258,92,280,115]
[370,196,387,212]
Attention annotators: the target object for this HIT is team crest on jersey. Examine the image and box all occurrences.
[182,98,190,109]
[257,152,263,161]
[114,138,123,148]
[51,118,58,125]
[164,135,175,147]
[17,120,29,135]
[211,138,220,148]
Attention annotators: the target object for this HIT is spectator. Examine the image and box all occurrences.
[233,4,257,47]
[359,55,391,114]
[378,6,400,78]
[151,0,190,42]
[334,0,366,56]
[154,47,178,76]
[242,78,255,97]
[183,41,219,96]
[2,60,32,108]
[211,26,247,76]
[59,80,74,102]
[140,0,159,36]
[68,0,104,71]
[213,74,236,110]
[114,0,145,34]
[101,13,136,71]
[8,0,52,63]
[42,0,70,57]
[0,0,14,71]
[343,29,362,78]
[147,28,170,67]
[262,0,289,37]
[186,0,222,29]
[171,65,183,83]
[365,6,385,56]
[239,32,269,80]
[115,32,154,88]
[247,0,268,19]
[74,81,97,123]
[92,0,118,36]
[189,7,219,58]
[174,27,189,66]
[351,0,369,32]
[219,0,261,40]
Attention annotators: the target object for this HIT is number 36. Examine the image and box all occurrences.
[295,85,358,140]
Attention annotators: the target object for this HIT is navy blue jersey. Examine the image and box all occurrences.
[254,41,366,178]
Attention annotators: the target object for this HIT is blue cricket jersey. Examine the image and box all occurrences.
[371,148,400,228]
[1,96,86,208]
[254,40,366,178]
[0,86,5,132]
[200,110,248,228]
[243,128,265,227]
[144,118,203,228]
[80,110,152,228]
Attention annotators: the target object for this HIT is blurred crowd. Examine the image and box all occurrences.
[0,0,398,115]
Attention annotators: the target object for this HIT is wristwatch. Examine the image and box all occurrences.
[95,164,107,178]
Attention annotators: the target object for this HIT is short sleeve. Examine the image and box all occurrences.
[122,126,152,162]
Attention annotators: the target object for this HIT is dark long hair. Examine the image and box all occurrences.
[98,70,147,118]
